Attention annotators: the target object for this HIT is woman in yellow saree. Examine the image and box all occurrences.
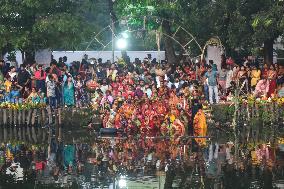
[193,106,207,146]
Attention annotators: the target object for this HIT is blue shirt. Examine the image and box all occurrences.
[146,88,152,98]
[278,87,284,97]
[205,71,218,86]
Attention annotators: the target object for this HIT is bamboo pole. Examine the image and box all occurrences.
[26,109,32,142]
[13,109,18,141]
[233,86,240,166]
[241,104,246,145]
[47,106,52,158]
[58,108,62,142]
[246,102,251,142]
[42,108,47,142]
[0,109,3,142]
[18,110,22,141]
[274,103,280,147]
[8,109,12,140]
[255,103,260,142]
[269,103,275,144]
[37,108,42,142]
[55,109,59,144]
[22,109,26,142]
[252,103,255,135]
[250,103,256,144]
[31,109,38,143]
[3,109,7,142]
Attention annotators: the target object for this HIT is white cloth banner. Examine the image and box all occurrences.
[35,49,52,66]
[207,45,222,71]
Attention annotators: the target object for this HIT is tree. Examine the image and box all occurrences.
[0,0,95,62]
[1,0,283,64]
[207,0,284,64]
[251,0,284,65]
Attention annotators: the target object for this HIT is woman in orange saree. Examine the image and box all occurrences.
[193,106,207,146]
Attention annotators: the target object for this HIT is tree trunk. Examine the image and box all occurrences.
[162,20,179,65]
[1,47,7,60]
[24,51,35,64]
[21,51,25,64]
[263,39,274,65]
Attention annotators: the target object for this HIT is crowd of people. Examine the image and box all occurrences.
[0,55,284,139]
[1,56,284,106]
[0,57,90,107]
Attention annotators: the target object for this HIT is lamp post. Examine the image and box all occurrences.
[112,19,115,63]
[109,0,116,63]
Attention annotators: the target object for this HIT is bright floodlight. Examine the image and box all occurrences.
[121,32,129,39]
[116,38,127,49]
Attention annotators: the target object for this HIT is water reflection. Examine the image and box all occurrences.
[0,135,284,189]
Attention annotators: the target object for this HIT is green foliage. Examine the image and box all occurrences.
[211,102,284,143]
[1,0,284,56]
[251,0,284,43]
[0,0,100,52]
[210,0,284,57]
[114,0,185,52]
[115,0,284,57]
[62,108,93,129]
[6,51,16,61]
[211,104,235,123]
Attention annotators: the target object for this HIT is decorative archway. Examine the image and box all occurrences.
[201,36,225,70]
[85,16,203,62]
[201,36,225,57]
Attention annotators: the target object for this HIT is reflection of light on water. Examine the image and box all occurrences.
[81,182,90,189]
[249,180,262,189]
[190,166,202,189]
[273,180,284,189]
[119,178,127,188]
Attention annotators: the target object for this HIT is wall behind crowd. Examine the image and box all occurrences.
[4,50,166,65]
